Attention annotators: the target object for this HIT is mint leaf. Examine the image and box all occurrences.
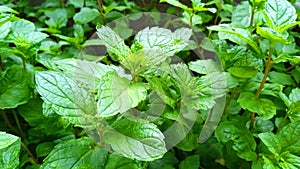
[278,122,300,156]
[96,26,130,61]
[159,0,189,11]
[35,71,97,126]
[73,7,99,24]
[215,121,257,161]
[45,8,68,28]
[208,24,261,54]
[105,154,139,169]
[0,132,20,169]
[0,65,31,109]
[238,92,276,120]
[97,72,147,117]
[41,138,108,169]
[104,119,167,161]
[264,0,297,31]
[256,27,287,44]
[278,151,300,169]
[258,132,281,155]
[179,155,200,169]
[135,27,192,66]
[11,19,35,34]
[54,58,117,89]
[228,66,258,78]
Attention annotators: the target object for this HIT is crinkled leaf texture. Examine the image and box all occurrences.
[134,27,192,66]
[264,0,298,32]
[104,119,167,161]
[238,92,276,120]
[53,58,117,89]
[97,72,147,117]
[40,138,108,169]
[96,26,130,61]
[258,122,300,168]
[0,132,20,169]
[35,71,97,128]
[215,121,257,161]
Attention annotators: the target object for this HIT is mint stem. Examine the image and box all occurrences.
[250,45,274,130]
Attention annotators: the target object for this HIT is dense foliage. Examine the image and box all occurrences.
[1,0,300,169]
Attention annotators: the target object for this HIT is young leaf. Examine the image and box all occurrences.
[96,26,130,61]
[0,132,20,169]
[256,27,287,44]
[215,121,257,161]
[208,24,261,54]
[40,138,108,169]
[258,132,281,155]
[264,0,297,31]
[97,72,147,117]
[238,92,276,120]
[134,27,192,67]
[44,8,68,28]
[104,119,167,161]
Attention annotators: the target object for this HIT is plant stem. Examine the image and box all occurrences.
[21,57,27,73]
[0,55,4,71]
[285,62,300,72]
[189,12,194,28]
[12,109,26,139]
[250,45,274,130]
[97,0,106,24]
[223,88,236,114]
[21,142,38,164]
[249,7,255,27]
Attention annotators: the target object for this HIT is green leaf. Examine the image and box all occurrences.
[35,71,97,127]
[69,0,84,8]
[105,154,139,169]
[148,151,178,169]
[258,132,281,154]
[135,27,192,67]
[238,92,276,120]
[208,24,261,54]
[41,138,108,169]
[0,65,31,109]
[104,119,167,161]
[54,58,117,88]
[264,0,297,31]
[179,155,200,169]
[96,26,130,61]
[97,72,147,117]
[253,117,274,133]
[159,0,190,11]
[45,8,68,28]
[0,21,11,39]
[188,59,220,74]
[215,121,257,161]
[269,71,294,85]
[74,7,99,24]
[11,19,35,34]
[0,132,20,169]
[278,122,300,156]
[232,1,251,26]
[278,151,300,169]
[289,88,300,102]
[25,32,48,43]
[228,66,258,78]
[256,27,287,44]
